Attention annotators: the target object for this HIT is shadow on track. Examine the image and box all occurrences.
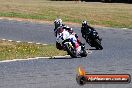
[88,48,103,50]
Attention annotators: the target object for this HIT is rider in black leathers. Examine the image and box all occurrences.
[81,21,95,37]
[81,21,101,41]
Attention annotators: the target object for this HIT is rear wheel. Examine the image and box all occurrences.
[95,39,103,50]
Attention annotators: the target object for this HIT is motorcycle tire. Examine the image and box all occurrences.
[65,43,78,58]
[80,50,87,57]
[95,39,103,50]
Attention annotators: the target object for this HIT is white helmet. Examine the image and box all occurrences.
[58,19,62,23]
[82,21,87,24]
[54,18,63,29]
[54,19,62,24]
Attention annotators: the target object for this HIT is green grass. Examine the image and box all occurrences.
[0,0,132,28]
[0,40,67,61]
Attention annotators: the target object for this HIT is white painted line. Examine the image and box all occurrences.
[86,50,92,54]
[16,41,21,43]
[122,28,128,29]
[0,55,70,63]
[36,57,51,59]
[0,59,29,63]
[2,39,6,41]
[52,55,71,58]
[0,58,36,63]
[28,58,37,60]
[8,40,13,42]
[0,57,50,63]
[42,44,48,45]
[36,43,41,45]
[28,42,33,44]
[8,19,13,21]
[65,55,71,57]
[0,60,14,63]
[13,59,27,61]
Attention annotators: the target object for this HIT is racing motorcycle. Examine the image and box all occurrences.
[56,36,87,58]
[84,30,103,50]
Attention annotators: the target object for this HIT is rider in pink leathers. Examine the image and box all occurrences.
[54,19,83,53]
[56,26,81,53]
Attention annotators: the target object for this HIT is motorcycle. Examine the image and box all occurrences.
[84,30,103,50]
[56,38,87,58]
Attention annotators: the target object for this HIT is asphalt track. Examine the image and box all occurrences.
[0,19,132,88]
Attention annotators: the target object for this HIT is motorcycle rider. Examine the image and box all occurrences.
[54,18,79,39]
[54,19,63,29]
[54,19,84,52]
[60,25,84,46]
[81,21,95,37]
[54,19,65,37]
[81,21,101,40]
[56,26,82,54]
[56,27,69,50]
[67,27,83,46]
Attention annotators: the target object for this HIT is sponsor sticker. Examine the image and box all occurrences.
[76,66,131,85]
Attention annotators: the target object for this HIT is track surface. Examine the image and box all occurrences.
[0,19,132,88]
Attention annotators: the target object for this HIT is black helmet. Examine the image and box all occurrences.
[82,21,88,27]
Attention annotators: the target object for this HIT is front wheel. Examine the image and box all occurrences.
[80,50,87,57]
[65,43,78,58]
[81,29,86,39]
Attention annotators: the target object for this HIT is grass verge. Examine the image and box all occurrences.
[0,0,131,28]
[0,40,67,61]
